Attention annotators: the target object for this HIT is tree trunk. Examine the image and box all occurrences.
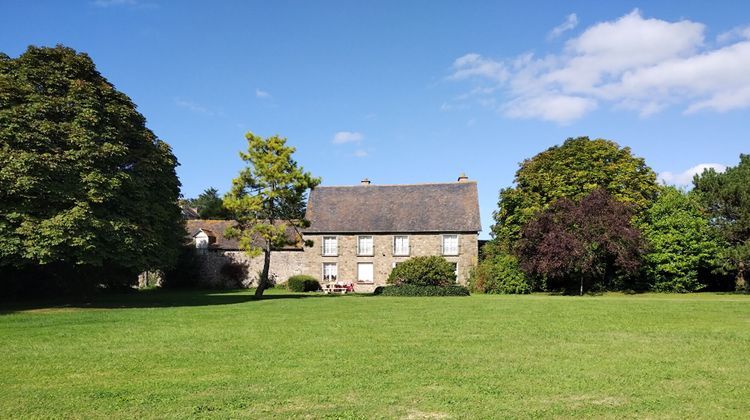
[255,245,272,298]
[737,260,747,292]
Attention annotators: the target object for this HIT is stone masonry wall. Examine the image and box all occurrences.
[191,234,478,292]
[195,250,305,288]
[303,233,478,292]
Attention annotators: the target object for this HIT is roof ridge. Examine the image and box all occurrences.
[315,180,477,188]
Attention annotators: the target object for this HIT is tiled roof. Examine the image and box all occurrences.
[304,181,481,233]
[185,220,303,250]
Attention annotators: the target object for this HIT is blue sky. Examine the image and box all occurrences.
[2,1,749,238]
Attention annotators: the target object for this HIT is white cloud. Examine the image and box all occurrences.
[548,13,578,40]
[717,25,750,44]
[502,94,597,123]
[447,9,750,123]
[332,131,364,144]
[353,150,368,158]
[175,98,213,116]
[658,163,727,186]
[449,53,509,82]
[255,88,271,99]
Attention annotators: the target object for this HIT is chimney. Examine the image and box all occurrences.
[457,173,469,182]
[360,178,371,185]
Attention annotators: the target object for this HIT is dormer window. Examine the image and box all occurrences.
[194,229,216,250]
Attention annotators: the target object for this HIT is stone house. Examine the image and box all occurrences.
[186,176,481,291]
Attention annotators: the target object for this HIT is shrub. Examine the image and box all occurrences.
[469,254,531,294]
[377,284,470,296]
[387,256,456,286]
[287,275,321,292]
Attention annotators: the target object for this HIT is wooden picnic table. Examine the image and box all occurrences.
[322,282,353,294]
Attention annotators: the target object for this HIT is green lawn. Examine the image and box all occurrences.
[1,290,749,418]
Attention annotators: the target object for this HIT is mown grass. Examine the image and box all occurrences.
[1,289,749,418]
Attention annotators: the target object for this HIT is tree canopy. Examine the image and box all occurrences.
[188,187,231,219]
[640,186,720,292]
[0,45,183,294]
[517,189,645,294]
[492,137,658,249]
[693,154,750,291]
[223,132,320,297]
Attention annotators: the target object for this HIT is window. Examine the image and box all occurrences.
[357,263,374,283]
[357,236,373,256]
[322,263,337,281]
[393,235,409,256]
[442,234,459,256]
[322,236,338,256]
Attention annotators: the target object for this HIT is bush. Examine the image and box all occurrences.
[376,284,470,296]
[469,254,531,294]
[287,275,321,292]
[387,256,456,286]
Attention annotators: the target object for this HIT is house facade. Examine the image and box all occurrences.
[302,176,481,292]
[187,176,481,291]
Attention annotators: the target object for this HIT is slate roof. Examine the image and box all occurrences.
[185,220,303,251]
[181,204,200,220]
[304,181,481,233]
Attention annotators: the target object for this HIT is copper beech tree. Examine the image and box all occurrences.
[223,132,320,297]
[517,189,645,295]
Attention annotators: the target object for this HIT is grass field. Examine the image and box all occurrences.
[1,289,749,418]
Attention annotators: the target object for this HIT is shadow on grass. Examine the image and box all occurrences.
[0,288,330,315]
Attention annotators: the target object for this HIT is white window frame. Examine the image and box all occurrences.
[322,236,338,256]
[322,263,337,281]
[393,235,410,256]
[357,235,374,256]
[357,262,374,283]
[442,234,459,256]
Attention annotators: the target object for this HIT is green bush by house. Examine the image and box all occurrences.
[287,275,321,292]
[387,256,456,286]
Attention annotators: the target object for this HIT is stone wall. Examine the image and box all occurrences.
[303,233,478,292]
[195,249,305,288]
[189,233,478,292]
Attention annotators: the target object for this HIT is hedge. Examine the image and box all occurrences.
[374,284,470,296]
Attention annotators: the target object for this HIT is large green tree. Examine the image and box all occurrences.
[693,155,750,291]
[223,132,320,298]
[189,187,230,219]
[0,45,183,293]
[492,137,659,250]
[640,186,720,292]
